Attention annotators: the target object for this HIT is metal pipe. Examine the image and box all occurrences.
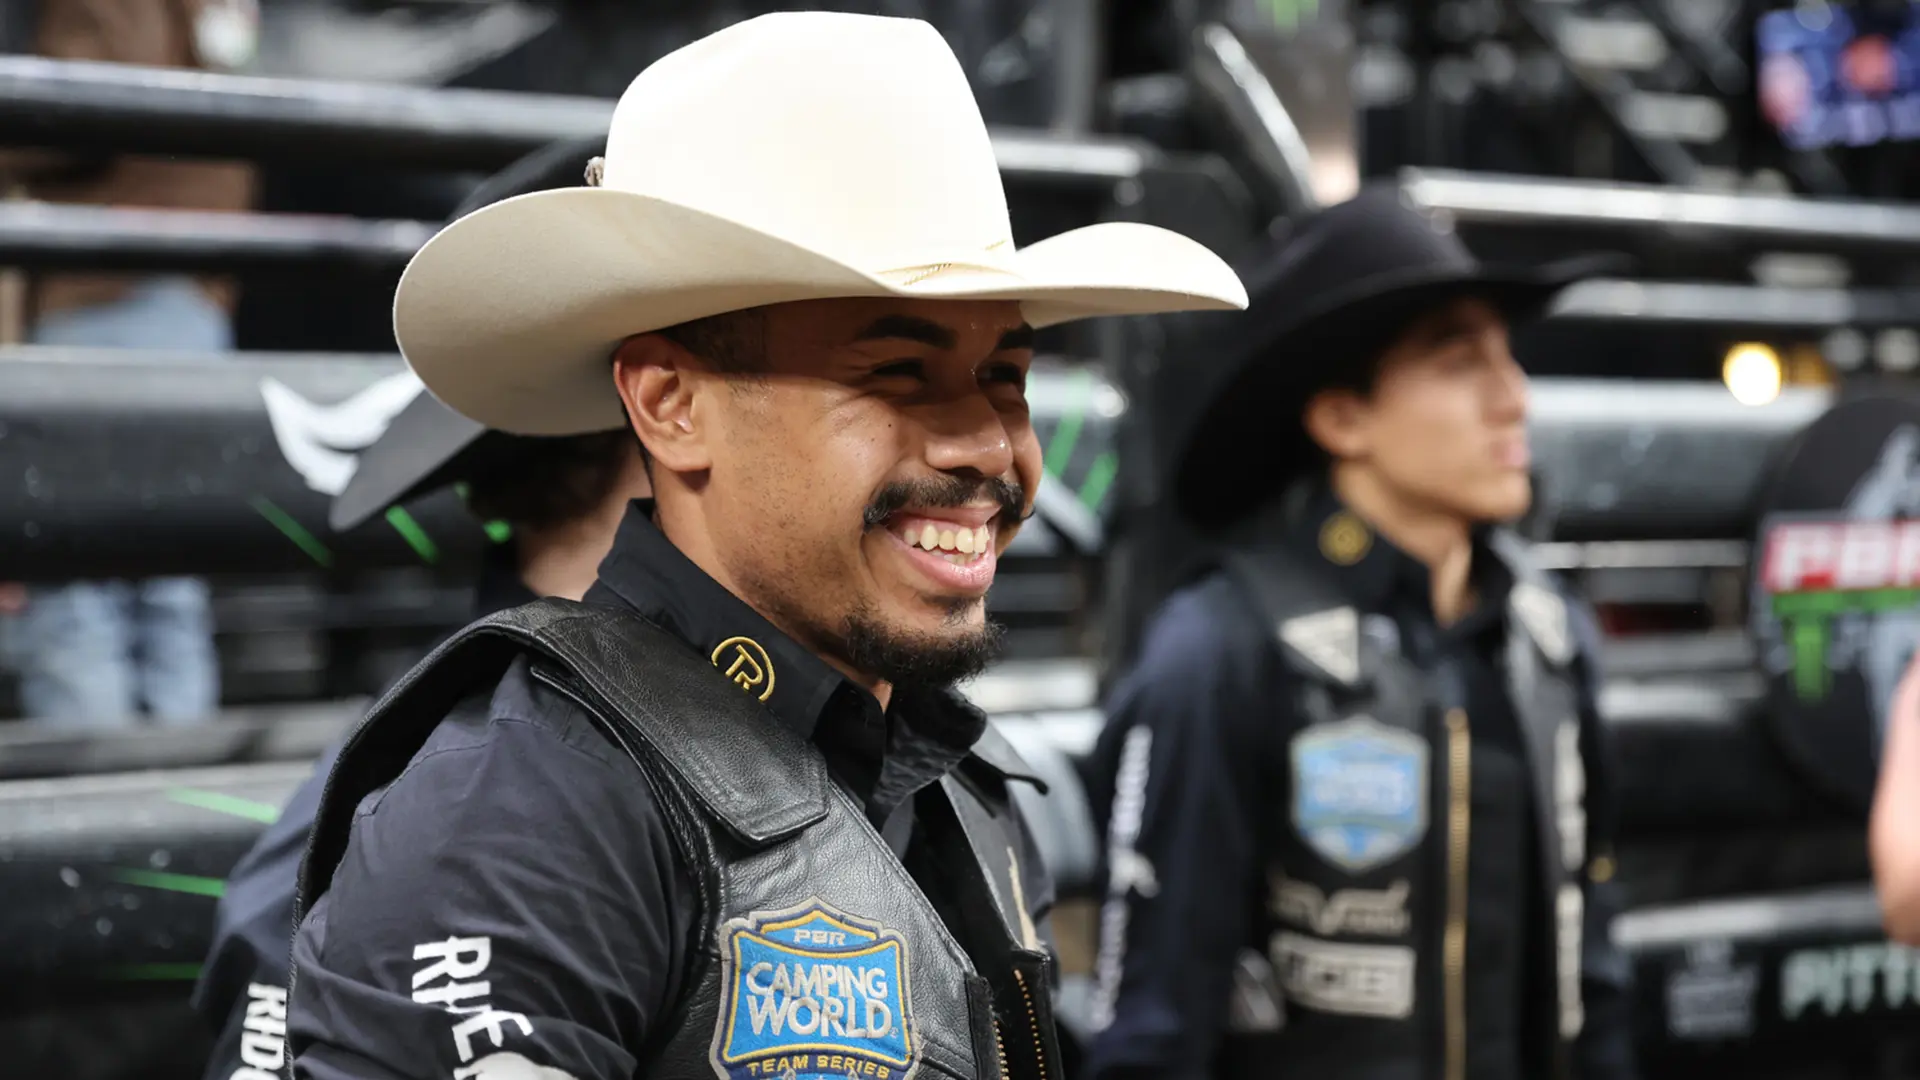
[0,201,430,273]
[1049,0,1103,136]
[1551,279,1920,329]
[0,55,1152,185]
[1189,22,1320,214]
[1402,167,1920,252]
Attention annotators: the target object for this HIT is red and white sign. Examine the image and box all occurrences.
[1759,520,1920,594]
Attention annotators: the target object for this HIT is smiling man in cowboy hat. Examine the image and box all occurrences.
[1081,184,1638,1080]
[284,12,1243,1080]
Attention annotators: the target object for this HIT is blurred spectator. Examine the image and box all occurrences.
[0,0,256,726]
[1872,648,1920,944]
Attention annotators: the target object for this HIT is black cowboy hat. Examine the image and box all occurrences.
[330,135,608,533]
[1174,182,1629,530]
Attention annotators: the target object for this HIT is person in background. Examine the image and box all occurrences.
[0,0,257,725]
[1872,649,1920,944]
[190,136,642,1080]
[1082,185,1638,1080]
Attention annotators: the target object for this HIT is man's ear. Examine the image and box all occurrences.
[1301,387,1370,461]
[612,335,712,474]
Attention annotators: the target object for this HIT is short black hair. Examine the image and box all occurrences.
[613,308,770,469]
[463,429,636,530]
[651,308,768,375]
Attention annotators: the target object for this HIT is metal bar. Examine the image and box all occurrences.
[0,55,1152,185]
[1049,0,1103,136]
[1402,167,1920,252]
[1552,279,1920,329]
[0,201,430,273]
[1188,22,1320,214]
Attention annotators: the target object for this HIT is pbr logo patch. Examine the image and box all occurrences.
[1291,718,1429,873]
[711,900,915,1080]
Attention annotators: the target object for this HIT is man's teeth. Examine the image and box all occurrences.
[901,522,994,562]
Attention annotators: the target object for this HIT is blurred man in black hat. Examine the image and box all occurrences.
[190,136,651,1080]
[1081,184,1638,1080]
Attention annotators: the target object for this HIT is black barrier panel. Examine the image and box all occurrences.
[0,763,307,1012]
[0,349,1119,582]
[1617,885,1920,1077]
[1527,380,1832,542]
[0,349,490,582]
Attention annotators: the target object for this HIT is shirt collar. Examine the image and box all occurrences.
[585,501,853,743]
[1285,481,1512,633]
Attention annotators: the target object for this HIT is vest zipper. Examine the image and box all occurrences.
[993,1017,1009,1080]
[1444,708,1471,1080]
[1013,968,1047,1080]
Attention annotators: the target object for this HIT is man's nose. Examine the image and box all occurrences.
[917,393,1016,479]
[1489,346,1529,419]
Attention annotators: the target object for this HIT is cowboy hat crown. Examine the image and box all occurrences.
[395,11,1248,437]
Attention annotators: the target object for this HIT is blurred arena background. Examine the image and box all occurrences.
[3,0,1920,1077]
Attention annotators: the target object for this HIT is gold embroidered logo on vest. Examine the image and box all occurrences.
[712,636,775,702]
[1319,512,1372,566]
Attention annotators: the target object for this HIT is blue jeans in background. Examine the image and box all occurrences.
[8,277,229,726]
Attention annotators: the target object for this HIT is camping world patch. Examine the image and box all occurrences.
[711,900,916,1080]
[1291,717,1429,873]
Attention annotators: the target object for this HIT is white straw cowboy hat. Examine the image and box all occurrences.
[394,10,1249,436]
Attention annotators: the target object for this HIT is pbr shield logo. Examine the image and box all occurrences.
[1752,398,1920,812]
[712,900,916,1080]
[1291,717,1429,873]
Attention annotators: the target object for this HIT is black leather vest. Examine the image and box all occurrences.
[1212,533,1589,1080]
[296,599,1065,1080]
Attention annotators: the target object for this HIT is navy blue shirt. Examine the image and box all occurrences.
[273,506,1053,1080]
[1080,488,1634,1080]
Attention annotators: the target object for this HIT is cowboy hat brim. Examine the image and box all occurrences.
[1174,251,1628,529]
[395,187,1250,436]
[328,385,490,532]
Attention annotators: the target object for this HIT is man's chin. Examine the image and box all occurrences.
[843,608,1004,690]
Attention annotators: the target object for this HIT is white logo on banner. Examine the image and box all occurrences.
[259,371,423,496]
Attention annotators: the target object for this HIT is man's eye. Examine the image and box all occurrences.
[873,360,926,380]
[982,363,1027,387]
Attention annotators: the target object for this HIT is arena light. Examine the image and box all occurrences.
[1723,342,1784,406]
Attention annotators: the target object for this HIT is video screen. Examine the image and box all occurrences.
[1757,2,1920,150]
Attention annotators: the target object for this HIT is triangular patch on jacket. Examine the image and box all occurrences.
[1279,606,1361,686]
[1510,582,1573,666]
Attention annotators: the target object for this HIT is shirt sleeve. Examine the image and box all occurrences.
[1082,578,1284,1080]
[195,745,338,1080]
[287,666,698,1080]
[1566,595,1641,1080]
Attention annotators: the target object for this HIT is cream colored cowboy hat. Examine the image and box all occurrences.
[394,10,1249,436]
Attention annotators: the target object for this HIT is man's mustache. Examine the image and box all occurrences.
[862,475,1027,530]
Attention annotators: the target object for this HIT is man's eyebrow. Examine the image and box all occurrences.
[997,323,1036,351]
[852,315,958,350]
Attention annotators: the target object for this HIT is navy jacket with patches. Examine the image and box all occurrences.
[1079,488,1636,1080]
[282,507,1058,1080]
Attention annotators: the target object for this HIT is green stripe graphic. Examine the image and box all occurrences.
[249,496,334,568]
[168,787,281,825]
[385,506,441,565]
[109,868,227,898]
